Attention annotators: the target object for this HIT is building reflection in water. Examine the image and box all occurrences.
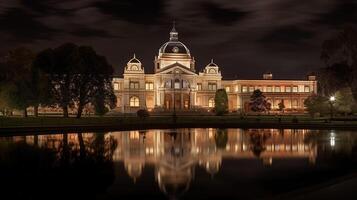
[4,129,320,198]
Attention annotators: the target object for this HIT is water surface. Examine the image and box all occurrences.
[1,128,357,199]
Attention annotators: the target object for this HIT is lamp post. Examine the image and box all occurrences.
[329,96,335,119]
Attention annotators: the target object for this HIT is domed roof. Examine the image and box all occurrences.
[159,23,190,55]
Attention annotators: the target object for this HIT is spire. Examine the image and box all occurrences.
[211,58,214,63]
[170,21,178,41]
[133,53,136,59]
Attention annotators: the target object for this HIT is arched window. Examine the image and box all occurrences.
[130,96,140,107]
[208,98,215,108]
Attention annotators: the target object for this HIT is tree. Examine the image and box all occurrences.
[278,100,285,113]
[0,48,36,117]
[304,94,329,117]
[335,87,356,115]
[72,46,116,118]
[33,43,78,117]
[320,27,357,100]
[214,89,228,115]
[33,43,116,118]
[249,90,271,113]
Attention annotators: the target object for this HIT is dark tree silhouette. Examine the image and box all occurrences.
[249,90,271,113]
[214,89,228,115]
[320,27,357,100]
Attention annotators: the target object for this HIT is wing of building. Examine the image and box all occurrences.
[112,25,317,113]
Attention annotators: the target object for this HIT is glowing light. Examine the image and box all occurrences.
[330,96,336,102]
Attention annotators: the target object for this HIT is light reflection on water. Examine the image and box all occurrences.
[1,128,357,199]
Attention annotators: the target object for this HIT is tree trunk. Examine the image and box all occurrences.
[61,133,70,166]
[63,106,69,118]
[34,135,38,147]
[23,108,28,117]
[78,133,86,159]
[34,105,39,117]
[76,104,83,118]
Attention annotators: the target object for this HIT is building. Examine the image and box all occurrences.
[112,25,317,113]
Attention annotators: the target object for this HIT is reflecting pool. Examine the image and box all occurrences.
[1,128,357,199]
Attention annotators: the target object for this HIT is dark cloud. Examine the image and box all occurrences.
[200,1,248,25]
[69,27,117,38]
[259,26,314,44]
[19,0,73,16]
[317,1,357,26]
[0,8,57,43]
[93,0,166,24]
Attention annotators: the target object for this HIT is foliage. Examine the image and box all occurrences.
[278,100,285,112]
[320,27,357,100]
[137,109,150,119]
[249,90,271,113]
[33,43,116,118]
[304,94,329,117]
[0,48,37,117]
[335,87,356,115]
[214,89,228,115]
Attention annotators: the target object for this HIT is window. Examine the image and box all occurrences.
[242,86,248,93]
[145,82,154,90]
[275,86,281,93]
[293,86,298,93]
[197,83,202,91]
[286,86,291,92]
[292,99,298,108]
[130,96,140,107]
[208,98,215,108]
[114,83,119,91]
[225,86,230,92]
[249,86,254,92]
[165,80,171,88]
[255,86,262,91]
[130,81,139,89]
[266,86,272,92]
[208,83,217,91]
[174,79,181,89]
[304,86,310,92]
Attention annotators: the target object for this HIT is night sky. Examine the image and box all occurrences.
[0,0,356,79]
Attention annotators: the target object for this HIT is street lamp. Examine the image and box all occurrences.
[329,96,335,119]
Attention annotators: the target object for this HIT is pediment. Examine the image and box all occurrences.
[156,62,197,75]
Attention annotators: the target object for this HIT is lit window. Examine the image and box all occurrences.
[286,86,291,92]
[304,86,310,92]
[292,99,298,108]
[130,81,139,89]
[197,83,202,91]
[255,86,262,91]
[165,80,171,88]
[225,86,230,92]
[129,96,140,107]
[249,86,254,92]
[114,83,119,91]
[208,98,215,108]
[145,82,154,90]
[275,86,281,92]
[266,86,272,92]
[174,79,181,89]
[208,83,217,91]
[293,86,298,92]
[242,86,248,92]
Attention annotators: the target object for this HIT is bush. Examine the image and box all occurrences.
[137,109,149,119]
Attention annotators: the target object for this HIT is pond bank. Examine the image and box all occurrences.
[1,116,357,135]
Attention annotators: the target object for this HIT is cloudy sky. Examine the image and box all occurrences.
[0,0,356,79]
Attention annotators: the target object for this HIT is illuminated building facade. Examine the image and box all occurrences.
[112,25,317,113]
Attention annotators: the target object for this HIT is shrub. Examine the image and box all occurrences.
[137,109,149,119]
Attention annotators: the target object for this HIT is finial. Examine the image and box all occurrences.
[170,20,178,41]
[172,20,176,32]
[133,53,136,59]
[211,58,214,63]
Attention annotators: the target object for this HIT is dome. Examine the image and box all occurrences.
[158,23,191,56]
[159,41,190,55]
